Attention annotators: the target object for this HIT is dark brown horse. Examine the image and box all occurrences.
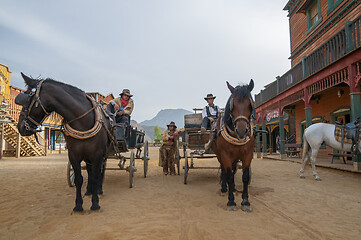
[15,73,112,212]
[211,80,255,211]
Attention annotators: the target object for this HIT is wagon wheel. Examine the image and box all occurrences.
[67,161,75,187]
[129,152,136,188]
[143,140,149,178]
[183,147,188,184]
[175,140,181,175]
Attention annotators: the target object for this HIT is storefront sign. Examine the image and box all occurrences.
[266,110,279,122]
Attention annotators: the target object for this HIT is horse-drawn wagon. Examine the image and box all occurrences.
[179,109,244,184]
[67,121,150,189]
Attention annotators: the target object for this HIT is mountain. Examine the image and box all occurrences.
[140,108,193,128]
[141,125,165,141]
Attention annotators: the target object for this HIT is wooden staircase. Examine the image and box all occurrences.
[0,108,45,157]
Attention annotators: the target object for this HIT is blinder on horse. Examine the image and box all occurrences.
[15,80,50,133]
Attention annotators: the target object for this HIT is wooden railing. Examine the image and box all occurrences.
[1,93,47,152]
[255,15,361,107]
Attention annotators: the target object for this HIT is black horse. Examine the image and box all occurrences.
[15,73,112,211]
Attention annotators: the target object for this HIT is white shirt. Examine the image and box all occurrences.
[202,105,221,119]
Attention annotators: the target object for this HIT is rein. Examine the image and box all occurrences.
[21,80,105,140]
[22,80,51,132]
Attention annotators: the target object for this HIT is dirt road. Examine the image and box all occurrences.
[1,148,360,240]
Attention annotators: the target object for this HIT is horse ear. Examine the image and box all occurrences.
[21,72,37,88]
[226,81,235,93]
[248,79,254,92]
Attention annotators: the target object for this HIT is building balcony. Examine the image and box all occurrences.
[255,15,361,108]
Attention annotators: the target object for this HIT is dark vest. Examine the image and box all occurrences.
[206,106,218,118]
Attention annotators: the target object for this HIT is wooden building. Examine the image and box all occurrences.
[254,0,361,170]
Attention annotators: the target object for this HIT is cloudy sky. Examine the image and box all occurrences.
[0,0,291,122]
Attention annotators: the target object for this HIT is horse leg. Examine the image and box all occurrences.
[69,155,83,212]
[226,167,236,207]
[85,163,92,196]
[241,167,251,212]
[299,153,309,179]
[98,159,106,195]
[220,167,227,195]
[90,159,102,210]
[310,149,321,181]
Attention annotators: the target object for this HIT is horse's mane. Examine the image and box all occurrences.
[26,77,87,98]
[223,84,253,126]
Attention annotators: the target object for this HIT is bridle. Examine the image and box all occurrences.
[228,95,255,139]
[19,80,51,133]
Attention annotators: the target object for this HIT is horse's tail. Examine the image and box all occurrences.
[301,132,310,161]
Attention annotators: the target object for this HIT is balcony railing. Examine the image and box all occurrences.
[255,15,361,107]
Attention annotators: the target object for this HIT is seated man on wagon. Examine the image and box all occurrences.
[107,89,134,125]
[201,93,221,133]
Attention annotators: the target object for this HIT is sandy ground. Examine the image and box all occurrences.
[1,147,361,240]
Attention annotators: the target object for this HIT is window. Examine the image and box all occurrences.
[327,0,343,15]
[306,0,322,34]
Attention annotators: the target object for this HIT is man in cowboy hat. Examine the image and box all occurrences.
[107,89,134,125]
[201,93,221,133]
[161,121,179,175]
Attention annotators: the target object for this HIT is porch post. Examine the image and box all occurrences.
[16,133,21,158]
[304,87,312,127]
[305,108,312,127]
[256,124,261,158]
[262,122,267,158]
[349,63,361,170]
[279,114,286,159]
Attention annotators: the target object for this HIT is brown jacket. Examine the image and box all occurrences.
[162,129,179,147]
[110,97,134,115]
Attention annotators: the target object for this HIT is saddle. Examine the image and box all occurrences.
[334,118,361,155]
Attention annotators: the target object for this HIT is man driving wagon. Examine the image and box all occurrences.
[201,93,221,133]
[107,89,134,125]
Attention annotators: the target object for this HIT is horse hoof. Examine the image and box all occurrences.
[227,201,237,207]
[241,205,252,212]
[299,175,305,179]
[73,206,84,212]
[315,177,322,181]
[90,205,101,211]
[227,206,238,211]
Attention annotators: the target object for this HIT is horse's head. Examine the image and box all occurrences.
[225,79,255,139]
[15,73,50,136]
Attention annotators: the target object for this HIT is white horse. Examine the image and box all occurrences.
[299,123,361,180]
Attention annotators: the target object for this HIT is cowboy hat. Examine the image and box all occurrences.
[120,89,133,97]
[204,93,216,100]
[167,121,177,129]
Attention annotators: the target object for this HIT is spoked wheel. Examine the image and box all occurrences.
[128,152,136,188]
[175,140,181,175]
[67,161,75,187]
[143,140,149,178]
[183,147,188,184]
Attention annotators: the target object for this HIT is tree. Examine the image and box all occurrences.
[154,125,162,143]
